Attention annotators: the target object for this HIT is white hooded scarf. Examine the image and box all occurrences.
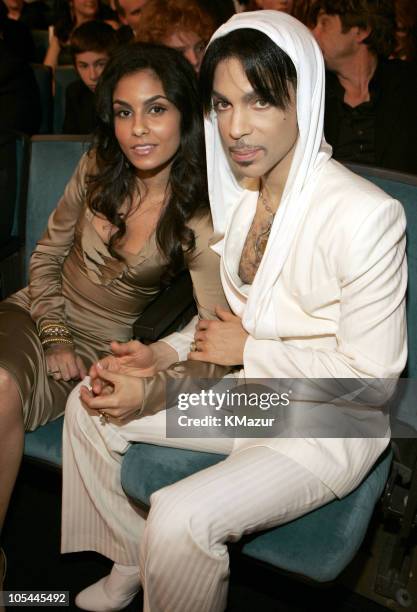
[204,11,332,340]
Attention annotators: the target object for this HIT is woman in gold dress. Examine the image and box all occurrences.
[0,42,227,548]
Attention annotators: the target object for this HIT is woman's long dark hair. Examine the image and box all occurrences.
[89,42,209,281]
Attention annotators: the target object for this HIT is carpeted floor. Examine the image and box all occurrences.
[2,462,392,612]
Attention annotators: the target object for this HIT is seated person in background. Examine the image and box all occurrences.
[113,0,149,41]
[312,0,417,174]
[0,39,41,133]
[0,42,227,581]
[1,0,50,29]
[0,0,36,61]
[135,0,216,73]
[391,0,417,62]
[63,20,118,134]
[44,0,118,69]
[0,3,40,133]
[62,11,406,612]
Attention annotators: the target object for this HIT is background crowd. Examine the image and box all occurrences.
[0,3,414,609]
[1,0,417,170]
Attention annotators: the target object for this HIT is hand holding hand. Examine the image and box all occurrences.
[89,340,157,396]
[45,345,87,381]
[188,306,248,366]
[80,368,144,423]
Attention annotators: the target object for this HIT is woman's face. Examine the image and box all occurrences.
[113,69,182,176]
[72,0,98,20]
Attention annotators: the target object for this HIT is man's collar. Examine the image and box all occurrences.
[326,58,382,104]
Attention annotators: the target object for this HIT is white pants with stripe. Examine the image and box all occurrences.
[62,382,336,612]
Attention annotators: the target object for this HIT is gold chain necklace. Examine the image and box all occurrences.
[254,189,276,260]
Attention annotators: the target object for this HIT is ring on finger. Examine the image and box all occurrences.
[47,369,60,376]
[99,410,110,425]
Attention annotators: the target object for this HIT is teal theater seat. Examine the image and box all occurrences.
[31,64,53,134]
[24,417,64,469]
[22,163,417,586]
[53,66,78,134]
[121,444,392,583]
[25,135,90,278]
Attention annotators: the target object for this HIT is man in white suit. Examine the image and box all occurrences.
[62,11,407,612]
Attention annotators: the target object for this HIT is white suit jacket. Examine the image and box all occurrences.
[234,161,406,497]
[166,160,407,498]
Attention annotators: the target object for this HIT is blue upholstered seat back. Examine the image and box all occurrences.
[31,64,53,135]
[10,132,30,242]
[24,135,89,280]
[362,176,416,378]
[348,165,417,432]
[53,66,78,134]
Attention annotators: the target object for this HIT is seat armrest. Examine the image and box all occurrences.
[133,270,197,343]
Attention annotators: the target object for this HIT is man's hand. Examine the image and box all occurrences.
[45,345,87,381]
[80,368,144,423]
[188,306,248,366]
[89,340,157,396]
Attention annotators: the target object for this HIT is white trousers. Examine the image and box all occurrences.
[62,382,336,612]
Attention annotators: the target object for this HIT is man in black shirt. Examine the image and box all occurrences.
[312,0,417,174]
[63,20,118,135]
[1,0,50,29]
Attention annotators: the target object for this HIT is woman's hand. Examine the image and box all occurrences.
[43,34,61,70]
[188,306,248,366]
[89,340,157,396]
[80,368,144,423]
[45,345,87,381]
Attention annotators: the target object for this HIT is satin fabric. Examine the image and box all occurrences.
[0,152,228,430]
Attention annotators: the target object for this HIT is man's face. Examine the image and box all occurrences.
[212,58,298,181]
[118,0,148,33]
[312,12,362,71]
[163,30,206,73]
[75,51,109,92]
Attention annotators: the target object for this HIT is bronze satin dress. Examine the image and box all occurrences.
[0,152,228,431]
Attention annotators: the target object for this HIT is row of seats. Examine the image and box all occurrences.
[3,133,417,603]
[32,64,78,134]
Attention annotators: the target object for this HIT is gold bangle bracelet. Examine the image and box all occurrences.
[41,338,74,347]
